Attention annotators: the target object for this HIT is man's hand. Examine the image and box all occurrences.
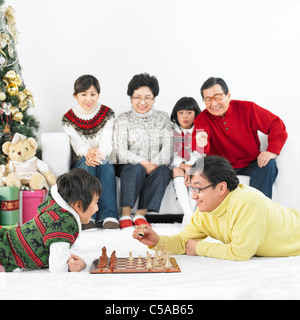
[68,254,86,272]
[196,131,208,148]
[257,151,276,168]
[132,225,160,248]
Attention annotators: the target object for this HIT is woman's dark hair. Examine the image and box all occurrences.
[200,77,229,99]
[57,168,102,211]
[127,73,159,97]
[171,97,201,126]
[74,75,101,95]
[190,156,239,191]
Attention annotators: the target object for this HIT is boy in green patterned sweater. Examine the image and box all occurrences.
[0,168,102,273]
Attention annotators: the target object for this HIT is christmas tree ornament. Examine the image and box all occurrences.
[6,82,18,96]
[3,123,12,141]
[4,6,18,43]
[10,107,23,123]
[2,102,11,122]
[18,89,34,110]
[0,91,6,101]
[3,69,22,87]
[0,33,13,58]
[0,49,7,69]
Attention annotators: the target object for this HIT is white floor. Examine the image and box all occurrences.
[1,223,300,300]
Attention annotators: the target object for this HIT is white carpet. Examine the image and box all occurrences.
[1,223,300,300]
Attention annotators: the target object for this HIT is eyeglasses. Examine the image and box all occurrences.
[132,96,154,104]
[203,93,225,105]
[188,183,215,194]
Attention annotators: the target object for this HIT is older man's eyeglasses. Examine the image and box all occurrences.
[203,93,225,105]
[188,183,215,194]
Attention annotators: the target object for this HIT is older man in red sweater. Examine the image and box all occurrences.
[192,77,288,198]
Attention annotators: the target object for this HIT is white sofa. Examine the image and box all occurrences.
[40,131,300,214]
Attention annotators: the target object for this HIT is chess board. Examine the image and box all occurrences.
[90,256,181,274]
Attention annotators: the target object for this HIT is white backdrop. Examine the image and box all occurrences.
[7,0,300,136]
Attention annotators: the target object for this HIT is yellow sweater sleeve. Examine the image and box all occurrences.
[195,200,267,261]
[152,214,208,255]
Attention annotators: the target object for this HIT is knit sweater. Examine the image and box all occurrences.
[171,123,202,168]
[114,108,173,165]
[0,186,80,272]
[62,103,115,165]
[155,184,300,261]
[192,100,288,168]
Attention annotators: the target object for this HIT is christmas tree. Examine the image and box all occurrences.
[0,0,39,164]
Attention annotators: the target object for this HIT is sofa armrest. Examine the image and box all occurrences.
[40,132,71,177]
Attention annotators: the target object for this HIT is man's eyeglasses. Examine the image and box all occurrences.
[203,93,225,105]
[188,183,215,194]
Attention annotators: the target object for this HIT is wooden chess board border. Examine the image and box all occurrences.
[90,257,181,274]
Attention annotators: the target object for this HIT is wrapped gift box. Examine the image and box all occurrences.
[0,186,20,226]
[19,189,47,225]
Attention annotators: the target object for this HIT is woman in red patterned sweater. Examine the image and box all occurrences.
[62,75,119,229]
[192,77,288,198]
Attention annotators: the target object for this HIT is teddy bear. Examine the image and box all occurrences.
[1,133,56,190]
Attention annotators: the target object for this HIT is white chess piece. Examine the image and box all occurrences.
[153,255,159,267]
[146,257,153,270]
[154,246,159,258]
[165,252,172,268]
[128,251,134,262]
[146,251,152,260]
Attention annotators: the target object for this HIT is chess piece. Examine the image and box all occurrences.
[146,251,152,260]
[159,244,166,263]
[136,254,143,269]
[110,250,117,270]
[146,257,153,270]
[165,252,172,268]
[128,251,134,262]
[98,247,108,269]
[154,246,159,259]
[109,257,116,270]
[98,248,108,269]
[138,225,145,237]
[153,255,159,267]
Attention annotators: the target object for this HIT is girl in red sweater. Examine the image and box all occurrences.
[171,97,203,227]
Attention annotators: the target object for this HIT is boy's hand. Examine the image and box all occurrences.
[68,254,86,272]
[132,225,159,247]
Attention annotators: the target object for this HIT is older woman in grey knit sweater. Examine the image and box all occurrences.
[114,73,173,229]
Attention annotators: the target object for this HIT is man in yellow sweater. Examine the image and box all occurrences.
[132,156,300,261]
